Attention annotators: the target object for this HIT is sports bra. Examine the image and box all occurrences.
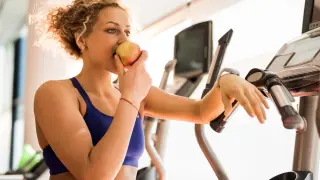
[42,77,145,175]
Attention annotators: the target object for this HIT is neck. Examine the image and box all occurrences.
[76,64,115,96]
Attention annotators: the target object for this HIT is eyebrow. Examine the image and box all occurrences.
[105,21,131,27]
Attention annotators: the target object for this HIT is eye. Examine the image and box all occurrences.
[105,28,118,34]
[125,30,131,37]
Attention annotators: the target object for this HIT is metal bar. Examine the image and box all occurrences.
[317,95,320,137]
[144,60,176,180]
[144,119,166,180]
[195,124,229,180]
[292,95,320,180]
[153,60,177,160]
[154,120,170,159]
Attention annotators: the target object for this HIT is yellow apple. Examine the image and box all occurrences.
[116,41,141,66]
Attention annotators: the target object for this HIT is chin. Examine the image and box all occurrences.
[104,64,118,74]
[108,69,118,75]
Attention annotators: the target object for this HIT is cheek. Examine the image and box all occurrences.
[88,40,115,61]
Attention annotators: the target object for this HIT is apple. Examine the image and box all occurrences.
[116,41,141,66]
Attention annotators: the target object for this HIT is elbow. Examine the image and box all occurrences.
[81,149,121,180]
[76,167,94,180]
[82,168,115,180]
[82,161,117,180]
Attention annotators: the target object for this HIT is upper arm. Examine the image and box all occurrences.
[144,86,201,123]
[34,81,92,179]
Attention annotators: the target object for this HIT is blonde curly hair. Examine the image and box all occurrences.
[32,0,129,59]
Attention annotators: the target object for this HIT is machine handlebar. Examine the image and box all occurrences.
[201,29,234,133]
[209,68,307,133]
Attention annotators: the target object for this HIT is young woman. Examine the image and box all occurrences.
[33,0,269,179]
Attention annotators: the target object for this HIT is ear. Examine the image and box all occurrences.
[75,32,87,51]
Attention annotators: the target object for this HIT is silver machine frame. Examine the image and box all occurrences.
[143,1,320,180]
[195,31,320,180]
[144,59,177,180]
[195,11,320,180]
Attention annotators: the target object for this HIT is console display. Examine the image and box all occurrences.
[174,21,213,78]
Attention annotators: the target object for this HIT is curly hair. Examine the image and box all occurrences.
[45,0,128,59]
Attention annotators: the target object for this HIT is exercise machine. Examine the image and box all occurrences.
[137,20,214,180]
[0,144,48,180]
[195,29,233,180]
[137,59,177,180]
[196,1,320,179]
[198,27,320,180]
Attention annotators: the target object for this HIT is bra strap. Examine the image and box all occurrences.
[70,77,93,106]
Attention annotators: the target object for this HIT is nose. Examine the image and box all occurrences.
[118,32,129,44]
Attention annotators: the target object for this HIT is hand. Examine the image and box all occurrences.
[114,50,152,106]
[218,74,270,123]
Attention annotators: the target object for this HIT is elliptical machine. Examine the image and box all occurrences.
[195,3,320,180]
[137,59,180,180]
[137,20,214,180]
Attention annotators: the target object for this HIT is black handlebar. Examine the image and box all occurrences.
[200,29,234,133]
[209,101,239,132]
[203,29,234,90]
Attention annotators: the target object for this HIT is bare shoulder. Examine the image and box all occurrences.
[36,79,74,93]
[34,79,77,103]
[33,79,80,123]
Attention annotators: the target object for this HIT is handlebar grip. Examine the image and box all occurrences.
[201,29,234,133]
[209,101,239,133]
[268,84,307,131]
[266,78,306,132]
[279,105,307,131]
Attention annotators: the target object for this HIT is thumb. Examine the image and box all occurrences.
[114,54,125,77]
[221,93,234,118]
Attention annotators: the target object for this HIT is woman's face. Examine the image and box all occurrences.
[81,7,131,74]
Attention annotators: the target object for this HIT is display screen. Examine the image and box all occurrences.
[311,0,320,24]
[303,0,320,31]
[285,49,319,67]
[174,21,212,78]
[267,53,294,72]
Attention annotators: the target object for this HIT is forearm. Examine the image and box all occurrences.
[199,85,225,123]
[86,99,140,179]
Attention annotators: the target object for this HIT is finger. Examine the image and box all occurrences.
[132,50,148,69]
[221,93,233,117]
[245,90,264,123]
[256,89,270,109]
[255,92,267,121]
[114,54,125,77]
[259,98,267,121]
[235,91,255,118]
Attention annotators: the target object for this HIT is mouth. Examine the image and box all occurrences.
[112,45,118,56]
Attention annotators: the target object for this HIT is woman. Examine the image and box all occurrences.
[33,0,269,180]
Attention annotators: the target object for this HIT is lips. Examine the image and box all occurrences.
[112,45,118,56]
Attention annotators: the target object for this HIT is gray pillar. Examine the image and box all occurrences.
[24,0,82,151]
[292,95,320,180]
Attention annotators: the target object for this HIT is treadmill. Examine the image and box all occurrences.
[195,1,320,179]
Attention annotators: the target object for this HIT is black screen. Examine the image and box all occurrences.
[302,0,320,32]
[174,21,212,78]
